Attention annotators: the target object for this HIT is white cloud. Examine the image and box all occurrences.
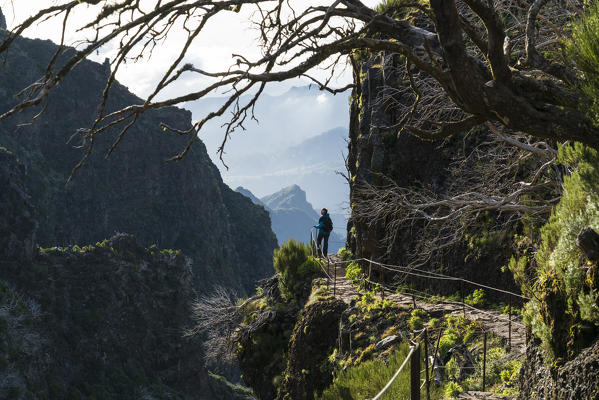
[316,93,328,104]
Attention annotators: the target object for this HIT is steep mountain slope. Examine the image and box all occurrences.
[0,148,259,399]
[0,30,277,295]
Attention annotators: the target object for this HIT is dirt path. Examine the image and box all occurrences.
[324,257,526,355]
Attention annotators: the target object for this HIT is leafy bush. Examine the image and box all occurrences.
[345,261,364,284]
[337,247,354,261]
[499,360,522,395]
[464,288,487,308]
[515,143,599,359]
[444,381,463,398]
[408,308,429,331]
[567,2,599,124]
[438,331,459,355]
[273,239,319,301]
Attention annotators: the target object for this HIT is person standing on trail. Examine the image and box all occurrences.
[314,208,333,258]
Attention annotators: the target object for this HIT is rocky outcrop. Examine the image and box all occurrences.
[0,149,208,398]
[0,149,36,261]
[279,298,347,400]
[347,52,517,296]
[519,338,599,399]
[0,31,277,295]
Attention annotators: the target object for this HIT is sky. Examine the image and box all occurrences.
[0,0,379,215]
[1,0,380,99]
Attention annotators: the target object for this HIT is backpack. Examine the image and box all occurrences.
[322,215,333,233]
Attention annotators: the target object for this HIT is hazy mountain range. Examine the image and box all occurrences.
[237,185,346,254]
[185,85,350,216]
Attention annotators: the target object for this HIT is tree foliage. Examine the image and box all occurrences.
[567,2,599,124]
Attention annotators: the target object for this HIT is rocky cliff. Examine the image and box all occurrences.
[0,148,207,398]
[346,52,518,295]
[0,31,277,295]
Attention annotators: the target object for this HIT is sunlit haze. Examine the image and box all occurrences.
[1,0,380,99]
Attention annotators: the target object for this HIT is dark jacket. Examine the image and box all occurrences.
[314,214,332,235]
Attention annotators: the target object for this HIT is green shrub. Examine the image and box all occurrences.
[567,2,599,124]
[408,308,428,331]
[518,143,599,359]
[465,288,487,308]
[498,359,522,395]
[337,247,354,261]
[445,356,460,381]
[444,381,463,398]
[273,239,317,300]
[345,262,364,284]
[438,331,459,356]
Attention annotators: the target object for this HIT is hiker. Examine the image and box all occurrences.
[314,208,333,258]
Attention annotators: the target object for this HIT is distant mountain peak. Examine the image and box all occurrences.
[261,184,315,217]
[281,184,303,194]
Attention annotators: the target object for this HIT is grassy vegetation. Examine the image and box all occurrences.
[320,343,443,400]
[345,261,364,285]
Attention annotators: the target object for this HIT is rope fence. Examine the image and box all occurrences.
[305,229,528,398]
[365,326,500,400]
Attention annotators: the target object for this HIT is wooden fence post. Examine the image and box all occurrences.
[460,280,466,317]
[381,268,385,301]
[424,329,430,400]
[410,343,421,400]
[482,331,487,392]
[508,297,512,352]
[333,258,336,297]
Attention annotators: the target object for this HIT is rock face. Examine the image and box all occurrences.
[0,32,277,295]
[347,53,517,295]
[279,298,347,400]
[3,234,208,399]
[0,150,207,398]
[519,338,599,399]
[0,149,36,261]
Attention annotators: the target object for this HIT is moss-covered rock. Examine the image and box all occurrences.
[279,297,346,400]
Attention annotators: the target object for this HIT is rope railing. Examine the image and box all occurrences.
[330,257,530,301]
[362,276,526,329]
[304,236,526,398]
[369,342,418,400]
